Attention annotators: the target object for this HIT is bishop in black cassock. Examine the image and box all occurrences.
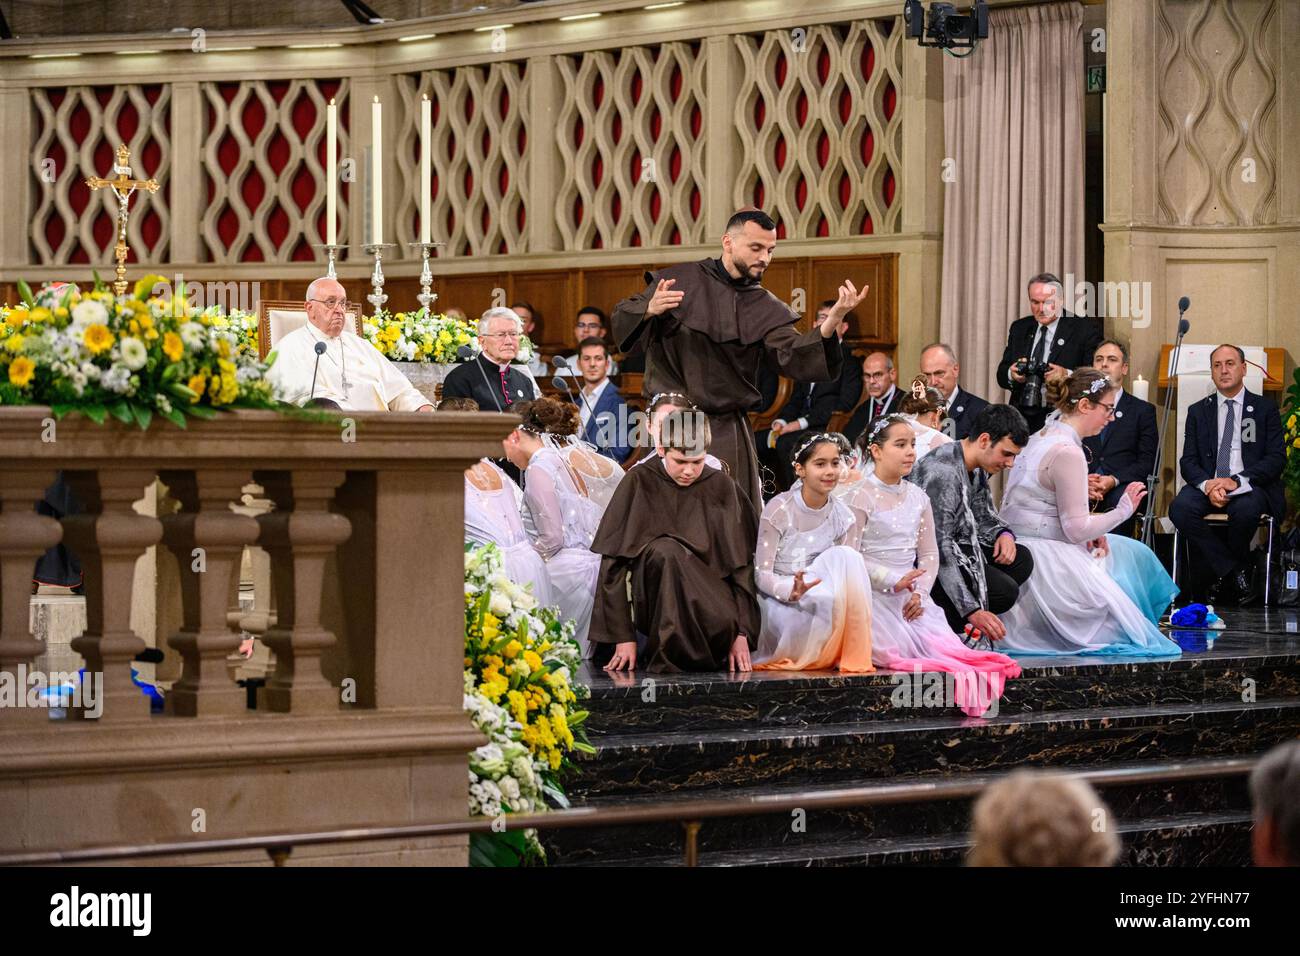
[610,210,866,511]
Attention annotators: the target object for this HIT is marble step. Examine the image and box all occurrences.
[571,698,1300,799]
[545,763,1251,862]
[556,811,1253,867]
[578,649,1300,736]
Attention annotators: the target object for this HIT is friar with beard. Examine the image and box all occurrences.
[611,208,869,511]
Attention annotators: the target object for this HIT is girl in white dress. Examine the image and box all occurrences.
[897,376,954,460]
[441,396,554,608]
[843,415,1021,716]
[503,397,624,656]
[753,434,875,672]
[998,369,1180,656]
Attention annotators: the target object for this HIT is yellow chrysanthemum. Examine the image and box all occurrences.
[29,306,52,323]
[8,356,35,387]
[83,323,114,355]
[502,639,523,660]
[522,650,543,672]
[162,332,184,362]
[186,373,207,404]
[8,308,29,325]
[4,333,24,354]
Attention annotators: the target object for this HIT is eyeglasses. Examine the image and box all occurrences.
[576,322,603,331]
[482,331,521,340]
[1095,401,1117,419]
[309,297,354,313]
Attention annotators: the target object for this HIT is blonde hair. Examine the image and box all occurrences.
[968,771,1120,867]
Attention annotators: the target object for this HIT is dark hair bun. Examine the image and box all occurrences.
[518,396,579,436]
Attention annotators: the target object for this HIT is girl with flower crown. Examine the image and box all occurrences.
[752,434,875,672]
[996,368,1180,656]
[841,415,1021,716]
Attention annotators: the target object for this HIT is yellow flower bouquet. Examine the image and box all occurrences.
[0,276,275,428]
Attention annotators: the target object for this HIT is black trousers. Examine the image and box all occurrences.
[1169,484,1270,582]
[932,542,1036,634]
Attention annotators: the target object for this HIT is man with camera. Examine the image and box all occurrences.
[996,272,1103,435]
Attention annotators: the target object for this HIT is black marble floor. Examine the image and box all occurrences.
[547,609,1300,867]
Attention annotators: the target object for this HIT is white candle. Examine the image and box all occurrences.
[371,95,383,245]
[420,94,431,244]
[326,98,337,246]
[1131,374,1149,403]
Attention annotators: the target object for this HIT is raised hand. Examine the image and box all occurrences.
[892,568,925,593]
[819,280,870,337]
[645,278,685,318]
[1122,481,1147,510]
[789,570,822,602]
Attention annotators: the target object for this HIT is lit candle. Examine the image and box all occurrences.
[1131,374,1149,403]
[326,98,337,246]
[420,94,431,244]
[371,95,383,245]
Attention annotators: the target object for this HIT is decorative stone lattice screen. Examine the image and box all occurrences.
[21,16,903,268]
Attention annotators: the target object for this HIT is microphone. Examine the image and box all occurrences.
[1177,296,1190,335]
[309,340,327,402]
[553,356,600,439]
[458,344,504,412]
[1140,293,1192,547]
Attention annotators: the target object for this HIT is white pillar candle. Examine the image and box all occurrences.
[371,95,383,245]
[420,94,431,244]
[1131,374,1149,403]
[326,98,337,246]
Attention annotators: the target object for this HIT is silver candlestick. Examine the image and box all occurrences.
[313,243,346,279]
[407,241,444,312]
[361,243,395,314]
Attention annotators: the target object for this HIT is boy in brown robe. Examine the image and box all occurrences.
[590,412,761,673]
[610,208,869,512]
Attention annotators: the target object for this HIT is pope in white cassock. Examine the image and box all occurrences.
[266,277,434,412]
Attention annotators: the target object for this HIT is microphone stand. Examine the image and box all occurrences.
[1140,309,1190,548]
[550,368,608,451]
[457,344,505,412]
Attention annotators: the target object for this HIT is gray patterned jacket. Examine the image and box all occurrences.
[909,440,1012,619]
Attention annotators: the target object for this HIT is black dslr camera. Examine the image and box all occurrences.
[1014,359,1051,409]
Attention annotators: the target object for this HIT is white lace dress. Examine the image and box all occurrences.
[521,444,623,656]
[998,421,1180,656]
[843,473,1021,716]
[464,459,552,610]
[752,486,874,672]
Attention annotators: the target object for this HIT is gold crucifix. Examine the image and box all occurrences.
[84,143,159,297]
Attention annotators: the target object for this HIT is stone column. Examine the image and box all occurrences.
[0,467,60,725]
[253,470,351,714]
[62,468,163,722]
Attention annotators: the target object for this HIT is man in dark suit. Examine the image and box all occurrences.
[571,338,632,463]
[1169,344,1286,605]
[1083,339,1158,538]
[843,351,902,445]
[819,300,864,414]
[920,342,988,440]
[441,307,541,412]
[996,272,1104,434]
[441,307,542,483]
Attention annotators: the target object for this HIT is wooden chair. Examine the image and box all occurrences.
[257,299,363,360]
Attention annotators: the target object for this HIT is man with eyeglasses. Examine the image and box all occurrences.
[554,307,619,378]
[440,306,542,413]
[266,276,433,412]
[1082,339,1157,538]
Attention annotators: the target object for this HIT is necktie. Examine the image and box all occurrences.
[1215,398,1235,477]
[1032,327,1048,366]
[499,366,513,407]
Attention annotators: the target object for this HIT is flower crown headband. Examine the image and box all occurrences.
[649,392,696,410]
[790,432,843,465]
[1086,376,1109,396]
[867,414,907,445]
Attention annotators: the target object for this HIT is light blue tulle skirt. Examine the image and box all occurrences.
[1105,532,1180,627]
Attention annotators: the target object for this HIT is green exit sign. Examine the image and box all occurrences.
[1087,65,1106,93]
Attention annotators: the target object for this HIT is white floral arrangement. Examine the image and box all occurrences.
[463,542,590,866]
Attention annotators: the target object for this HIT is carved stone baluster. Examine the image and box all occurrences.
[0,468,62,724]
[253,470,351,714]
[159,468,259,717]
[61,468,163,722]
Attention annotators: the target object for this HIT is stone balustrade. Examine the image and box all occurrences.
[0,406,515,865]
